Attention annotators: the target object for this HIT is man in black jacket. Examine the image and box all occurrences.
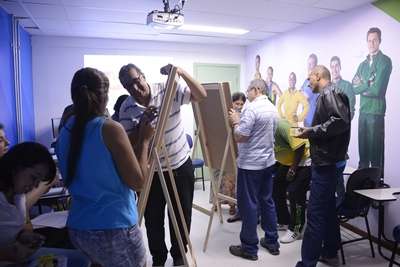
[295,65,351,267]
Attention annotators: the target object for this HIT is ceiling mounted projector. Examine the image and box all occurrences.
[147,0,185,29]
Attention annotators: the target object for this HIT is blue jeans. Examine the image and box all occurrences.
[237,166,279,255]
[69,224,146,267]
[296,165,341,267]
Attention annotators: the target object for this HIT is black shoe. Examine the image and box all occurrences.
[227,214,241,223]
[319,255,340,267]
[229,245,258,261]
[173,257,184,266]
[152,258,166,267]
[260,238,280,255]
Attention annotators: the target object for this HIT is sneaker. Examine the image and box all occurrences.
[279,230,301,243]
[259,238,280,256]
[229,245,258,261]
[319,255,340,267]
[277,224,288,231]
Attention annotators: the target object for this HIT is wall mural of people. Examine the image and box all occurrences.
[330,56,356,120]
[277,72,309,126]
[265,66,282,105]
[254,54,262,80]
[300,54,319,127]
[352,27,392,175]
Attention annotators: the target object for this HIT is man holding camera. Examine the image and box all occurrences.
[118,63,206,266]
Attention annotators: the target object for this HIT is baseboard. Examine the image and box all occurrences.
[341,222,399,255]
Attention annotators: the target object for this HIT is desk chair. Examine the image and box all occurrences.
[389,225,400,267]
[186,134,205,191]
[337,167,381,265]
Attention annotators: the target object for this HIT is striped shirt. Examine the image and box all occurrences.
[119,82,191,169]
[235,95,278,170]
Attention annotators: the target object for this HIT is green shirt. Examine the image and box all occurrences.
[274,119,310,166]
[352,50,392,115]
[333,78,356,120]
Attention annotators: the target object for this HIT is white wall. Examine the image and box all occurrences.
[245,4,400,237]
[32,36,246,147]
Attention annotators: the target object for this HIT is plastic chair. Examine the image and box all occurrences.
[337,167,381,265]
[389,225,400,267]
[186,134,205,191]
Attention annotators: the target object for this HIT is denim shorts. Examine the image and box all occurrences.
[69,224,146,267]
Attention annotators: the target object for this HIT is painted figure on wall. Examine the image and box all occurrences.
[254,55,262,80]
[352,27,392,175]
[277,72,309,126]
[301,54,319,127]
[330,56,356,120]
[265,66,282,105]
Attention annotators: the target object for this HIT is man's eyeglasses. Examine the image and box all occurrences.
[131,74,145,85]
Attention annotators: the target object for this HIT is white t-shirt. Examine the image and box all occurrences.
[119,82,192,170]
[0,192,26,247]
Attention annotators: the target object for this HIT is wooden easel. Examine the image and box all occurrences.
[137,66,196,267]
[191,82,238,252]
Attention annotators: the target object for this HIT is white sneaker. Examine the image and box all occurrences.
[277,224,288,231]
[279,230,301,243]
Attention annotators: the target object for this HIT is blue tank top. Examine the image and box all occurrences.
[56,116,138,230]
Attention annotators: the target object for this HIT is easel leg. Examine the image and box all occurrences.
[161,143,197,266]
[202,134,233,251]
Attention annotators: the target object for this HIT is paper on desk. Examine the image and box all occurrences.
[31,211,68,229]
[41,187,66,197]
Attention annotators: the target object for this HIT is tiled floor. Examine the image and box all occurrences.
[142,181,392,266]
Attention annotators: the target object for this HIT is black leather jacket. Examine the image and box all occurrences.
[308,83,351,166]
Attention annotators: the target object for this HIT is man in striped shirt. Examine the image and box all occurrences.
[118,63,206,266]
[228,79,280,261]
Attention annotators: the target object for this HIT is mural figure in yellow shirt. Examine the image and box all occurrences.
[277,72,309,126]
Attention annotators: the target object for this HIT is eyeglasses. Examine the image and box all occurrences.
[133,74,145,83]
[246,87,255,93]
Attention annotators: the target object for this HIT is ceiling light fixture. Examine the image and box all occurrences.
[178,24,249,35]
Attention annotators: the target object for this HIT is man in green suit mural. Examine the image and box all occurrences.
[352,27,392,174]
[331,56,355,120]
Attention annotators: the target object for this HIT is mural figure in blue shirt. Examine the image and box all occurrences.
[301,54,319,127]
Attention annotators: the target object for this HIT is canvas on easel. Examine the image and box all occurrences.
[192,82,237,252]
[138,66,196,267]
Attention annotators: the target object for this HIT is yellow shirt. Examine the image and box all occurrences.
[277,89,309,126]
[274,119,310,166]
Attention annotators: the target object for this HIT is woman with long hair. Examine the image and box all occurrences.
[56,67,153,267]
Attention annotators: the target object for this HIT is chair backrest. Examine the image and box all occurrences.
[51,117,62,139]
[186,134,193,149]
[340,167,380,217]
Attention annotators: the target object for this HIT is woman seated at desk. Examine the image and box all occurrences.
[0,142,88,267]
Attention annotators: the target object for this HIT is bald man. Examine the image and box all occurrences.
[295,65,351,267]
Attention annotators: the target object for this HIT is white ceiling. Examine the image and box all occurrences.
[1,0,375,46]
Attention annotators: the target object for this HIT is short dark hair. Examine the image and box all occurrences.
[119,63,143,90]
[232,92,246,103]
[0,123,4,130]
[330,56,341,68]
[267,66,273,72]
[0,142,56,192]
[367,27,382,43]
[113,94,129,112]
